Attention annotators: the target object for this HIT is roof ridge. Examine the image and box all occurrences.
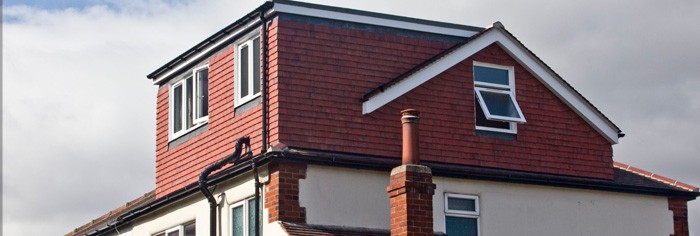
[613,161,698,192]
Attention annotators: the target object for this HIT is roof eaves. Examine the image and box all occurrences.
[495,26,622,133]
[146,1,274,82]
[614,161,699,192]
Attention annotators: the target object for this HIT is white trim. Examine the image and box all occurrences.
[164,225,183,236]
[444,193,480,236]
[168,66,209,141]
[235,32,262,107]
[474,88,526,123]
[445,193,479,215]
[230,197,258,236]
[272,3,479,38]
[473,61,513,89]
[193,65,209,124]
[362,28,620,144]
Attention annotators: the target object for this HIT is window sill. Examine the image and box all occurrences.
[235,96,261,116]
[168,123,209,150]
[475,129,516,140]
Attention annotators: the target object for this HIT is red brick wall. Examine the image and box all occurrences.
[154,19,280,198]
[668,197,690,236]
[275,18,613,180]
[387,165,436,236]
[265,162,306,223]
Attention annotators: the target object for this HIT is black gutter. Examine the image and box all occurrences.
[83,151,278,236]
[280,147,700,199]
[198,137,252,236]
[147,1,275,82]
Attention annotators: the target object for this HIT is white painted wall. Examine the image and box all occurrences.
[122,169,279,236]
[299,165,674,235]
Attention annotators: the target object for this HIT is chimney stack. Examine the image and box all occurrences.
[387,109,436,236]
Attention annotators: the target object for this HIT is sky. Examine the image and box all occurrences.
[2,0,700,235]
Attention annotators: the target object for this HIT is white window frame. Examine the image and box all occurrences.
[473,61,524,134]
[231,197,259,236]
[235,30,262,107]
[444,193,480,236]
[153,221,195,236]
[169,65,209,141]
[193,65,209,124]
[474,87,526,123]
[165,225,183,236]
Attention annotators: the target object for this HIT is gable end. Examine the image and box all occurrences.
[362,24,622,144]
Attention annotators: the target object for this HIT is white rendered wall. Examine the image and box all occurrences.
[299,165,674,235]
[123,170,280,236]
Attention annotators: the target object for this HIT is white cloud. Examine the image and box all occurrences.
[3,0,700,235]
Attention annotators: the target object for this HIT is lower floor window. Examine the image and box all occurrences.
[232,198,260,236]
[153,221,195,236]
[445,194,479,236]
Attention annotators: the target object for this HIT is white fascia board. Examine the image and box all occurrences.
[362,28,620,144]
[152,18,263,85]
[273,3,479,38]
[494,29,619,144]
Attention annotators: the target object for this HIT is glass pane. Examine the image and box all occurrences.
[474,65,509,86]
[480,91,521,118]
[232,206,244,236]
[196,69,209,118]
[184,222,196,236]
[240,45,249,98]
[186,77,193,129]
[253,37,261,95]
[475,94,510,129]
[446,216,478,236]
[167,230,180,236]
[248,198,258,236]
[173,84,183,132]
[448,197,476,212]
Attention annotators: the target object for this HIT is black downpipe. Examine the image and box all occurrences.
[199,137,251,236]
[255,9,269,236]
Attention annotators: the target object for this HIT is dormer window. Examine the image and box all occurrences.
[170,65,209,140]
[473,62,525,134]
[235,32,261,107]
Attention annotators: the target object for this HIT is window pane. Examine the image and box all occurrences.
[186,77,194,129]
[232,206,244,236]
[196,69,208,118]
[240,45,249,98]
[474,65,509,86]
[448,197,476,212]
[475,94,510,129]
[480,91,521,118]
[167,230,180,236]
[248,198,258,236]
[184,222,196,236]
[253,37,261,95]
[173,84,183,132]
[446,216,477,236]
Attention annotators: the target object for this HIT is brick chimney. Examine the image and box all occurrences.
[387,109,436,236]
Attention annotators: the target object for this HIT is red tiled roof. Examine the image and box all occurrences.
[66,191,156,236]
[614,162,698,192]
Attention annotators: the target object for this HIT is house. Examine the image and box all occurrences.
[67,1,699,236]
